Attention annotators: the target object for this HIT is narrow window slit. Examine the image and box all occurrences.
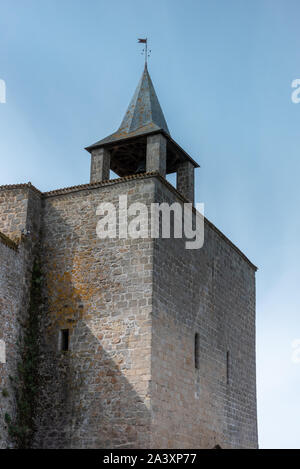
[226,351,230,384]
[60,329,69,351]
[195,333,199,369]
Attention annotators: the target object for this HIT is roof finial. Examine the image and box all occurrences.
[138,38,151,67]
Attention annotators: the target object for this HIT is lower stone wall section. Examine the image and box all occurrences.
[0,242,25,448]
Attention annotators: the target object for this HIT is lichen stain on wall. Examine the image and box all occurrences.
[43,247,123,334]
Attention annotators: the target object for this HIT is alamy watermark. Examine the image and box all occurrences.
[291,339,300,364]
[291,79,300,103]
[0,79,6,103]
[96,195,205,250]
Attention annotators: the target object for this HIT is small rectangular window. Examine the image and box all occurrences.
[60,329,69,351]
[226,351,230,384]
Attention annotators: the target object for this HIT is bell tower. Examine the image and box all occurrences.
[85,64,199,204]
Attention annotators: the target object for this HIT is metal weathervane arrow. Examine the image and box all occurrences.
[138,38,151,66]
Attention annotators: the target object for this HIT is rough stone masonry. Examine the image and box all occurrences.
[0,63,258,449]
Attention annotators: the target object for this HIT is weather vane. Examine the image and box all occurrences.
[138,38,151,66]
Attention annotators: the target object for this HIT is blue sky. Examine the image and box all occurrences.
[1,0,300,448]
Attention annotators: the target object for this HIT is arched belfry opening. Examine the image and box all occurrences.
[85,64,199,204]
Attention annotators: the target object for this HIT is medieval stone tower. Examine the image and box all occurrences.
[0,64,258,449]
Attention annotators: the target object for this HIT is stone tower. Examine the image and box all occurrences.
[0,64,258,449]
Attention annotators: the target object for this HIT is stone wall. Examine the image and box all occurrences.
[0,175,257,449]
[0,238,21,448]
[150,177,258,448]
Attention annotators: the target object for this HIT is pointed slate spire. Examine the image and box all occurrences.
[88,65,170,148]
[118,63,170,136]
